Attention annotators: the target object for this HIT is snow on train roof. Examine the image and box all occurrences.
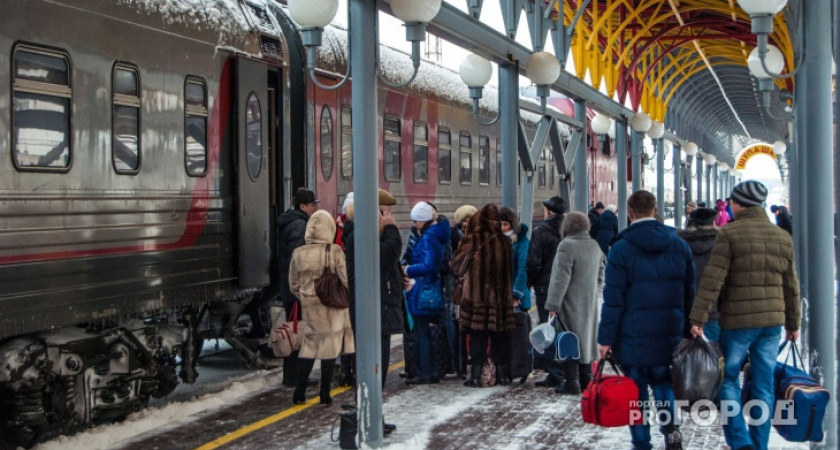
[120,0,251,36]
[319,25,569,133]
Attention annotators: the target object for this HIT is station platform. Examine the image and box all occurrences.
[58,340,801,450]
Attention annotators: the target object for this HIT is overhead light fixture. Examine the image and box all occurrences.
[525,51,561,115]
[718,161,729,171]
[590,113,612,136]
[630,112,651,133]
[458,54,497,125]
[288,0,442,90]
[647,121,665,139]
[772,140,787,155]
[683,142,698,156]
[702,153,717,165]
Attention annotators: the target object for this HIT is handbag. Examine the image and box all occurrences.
[408,277,444,316]
[671,338,723,407]
[331,407,358,449]
[581,353,640,427]
[268,302,305,358]
[480,357,496,387]
[531,316,580,361]
[315,244,350,309]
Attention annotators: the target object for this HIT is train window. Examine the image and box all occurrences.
[459,132,471,185]
[246,93,263,180]
[478,136,490,185]
[184,77,208,176]
[383,116,400,182]
[320,106,333,181]
[413,122,428,184]
[496,139,501,187]
[112,64,141,173]
[341,106,352,179]
[12,47,71,171]
[438,128,451,184]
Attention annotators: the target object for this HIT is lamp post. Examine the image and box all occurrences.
[630,112,651,193]
[717,162,729,202]
[702,152,716,204]
[647,121,666,214]
[673,141,682,228]
[287,0,442,446]
[684,142,698,205]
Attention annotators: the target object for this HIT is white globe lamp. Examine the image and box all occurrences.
[288,0,339,28]
[647,120,665,139]
[459,54,493,88]
[737,0,787,16]
[772,140,787,155]
[702,153,717,165]
[630,112,651,132]
[526,52,561,86]
[718,161,729,171]
[748,44,785,79]
[591,113,612,136]
[683,142,698,156]
[390,0,443,23]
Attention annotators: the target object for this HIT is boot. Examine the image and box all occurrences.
[578,362,592,390]
[320,358,335,405]
[282,350,300,387]
[340,355,355,387]
[463,365,482,388]
[293,358,315,405]
[383,419,396,436]
[555,360,581,394]
[496,365,511,386]
[555,380,581,395]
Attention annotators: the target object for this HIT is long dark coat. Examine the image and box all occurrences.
[452,204,515,332]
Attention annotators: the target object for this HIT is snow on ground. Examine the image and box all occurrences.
[293,381,502,450]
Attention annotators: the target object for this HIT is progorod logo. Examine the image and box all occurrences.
[629,400,796,427]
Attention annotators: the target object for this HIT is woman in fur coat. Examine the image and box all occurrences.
[289,210,355,405]
[546,212,605,394]
[452,204,515,387]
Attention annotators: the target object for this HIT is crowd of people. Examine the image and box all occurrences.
[265,180,800,450]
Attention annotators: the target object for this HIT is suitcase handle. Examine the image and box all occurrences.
[593,352,624,380]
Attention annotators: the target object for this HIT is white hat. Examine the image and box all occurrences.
[341,192,354,215]
[605,204,618,213]
[410,201,435,222]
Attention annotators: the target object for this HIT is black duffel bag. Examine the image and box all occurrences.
[671,338,724,408]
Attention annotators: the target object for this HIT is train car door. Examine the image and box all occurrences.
[236,56,270,288]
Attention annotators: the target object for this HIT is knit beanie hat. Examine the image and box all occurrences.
[341,192,354,215]
[498,207,521,234]
[454,205,478,224]
[594,201,605,210]
[410,201,435,222]
[731,180,768,207]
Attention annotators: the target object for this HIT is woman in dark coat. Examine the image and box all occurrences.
[595,204,619,255]
[452,204,515,387]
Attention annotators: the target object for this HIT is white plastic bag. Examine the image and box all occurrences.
[529,321,556,352]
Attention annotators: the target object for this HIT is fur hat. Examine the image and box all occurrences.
[561,211,590,238]
[731,180,768,207]
[341,192,354,215]
[378,189,397,206]
[454,205,478,224]
[543,196,567,215]
[605,204,618,213]
[690,207,718,226]
[498,207,521,234]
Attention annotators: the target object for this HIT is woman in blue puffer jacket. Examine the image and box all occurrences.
[404,201,450,384]
[499,207,531,312]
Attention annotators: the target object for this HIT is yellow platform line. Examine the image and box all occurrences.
[193,360,407,450]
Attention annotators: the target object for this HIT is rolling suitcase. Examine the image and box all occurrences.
[404,322,450,380]
[509,311,533,384]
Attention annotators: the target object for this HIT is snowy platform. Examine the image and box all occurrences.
[32,337,809,450]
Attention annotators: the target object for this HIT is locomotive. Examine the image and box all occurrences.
[0,0,614,445]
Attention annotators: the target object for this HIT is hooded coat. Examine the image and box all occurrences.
[289,210,355,359]
[545,213,605,363]
[677,226,720,321]
[595,210,618,255]
[597,220,695,367]
[452,205,515,332]
[277,208,310,305]
[511,223,531,310]
[526,213,564,293]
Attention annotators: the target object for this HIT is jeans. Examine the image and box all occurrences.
[623,365,677,450]
[704,319,721,343]
[719,326,781,450]
[413,315,433,379]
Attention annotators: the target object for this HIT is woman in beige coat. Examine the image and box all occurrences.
[289,210,355,405]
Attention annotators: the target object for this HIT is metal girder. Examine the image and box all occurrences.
[467,0,484,19]
[499,0,525,39]
[524,0,552,52]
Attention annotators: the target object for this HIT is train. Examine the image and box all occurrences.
[0,0,616,446]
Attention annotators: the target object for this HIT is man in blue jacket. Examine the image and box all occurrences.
[597,190,695,450]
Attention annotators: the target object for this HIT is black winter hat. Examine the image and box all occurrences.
[543,196,568,215]
[690,207,718,226]
[594,201,605,210]
[292,187,319,206]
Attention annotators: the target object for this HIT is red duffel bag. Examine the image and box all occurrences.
[581,353,640,427]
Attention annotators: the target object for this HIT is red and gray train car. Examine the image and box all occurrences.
[0,0,615,445]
